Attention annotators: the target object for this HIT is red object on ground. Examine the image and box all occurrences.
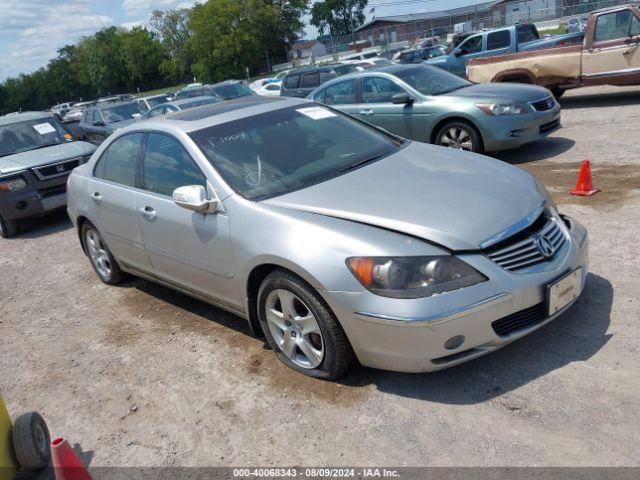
[51,438,92,480]
[570,160,600,196]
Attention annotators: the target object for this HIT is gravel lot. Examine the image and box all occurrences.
[2,85,639,469]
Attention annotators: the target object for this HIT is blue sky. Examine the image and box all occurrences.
[0,0,429,81]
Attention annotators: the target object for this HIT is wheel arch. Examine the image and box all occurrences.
[429,115,485,151]
[244,258,333,338]
[492,69,537,84]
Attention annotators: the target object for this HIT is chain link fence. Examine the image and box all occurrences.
[276,0,636,70]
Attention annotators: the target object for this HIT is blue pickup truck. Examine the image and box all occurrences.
[426,23,584,77]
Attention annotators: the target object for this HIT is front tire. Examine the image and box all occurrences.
[81,222,126,285]
[257,270,354,380]
[0,213,19,238]
[435,121,483,153]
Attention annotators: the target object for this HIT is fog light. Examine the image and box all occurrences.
[15,201,28,210]
[444,335,465,350]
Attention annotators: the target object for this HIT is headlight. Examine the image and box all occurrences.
[0,178,27,192]
[534,178,557,212]
[347,256,487,299]
[476,102,529,116]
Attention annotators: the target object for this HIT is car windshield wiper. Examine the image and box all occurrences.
[338,153,386,174]
[434,85,467,95]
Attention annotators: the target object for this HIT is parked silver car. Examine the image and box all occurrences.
[67,97,588,379]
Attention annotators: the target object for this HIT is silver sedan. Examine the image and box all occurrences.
[67,97,588,379]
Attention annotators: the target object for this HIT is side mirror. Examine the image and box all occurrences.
[173,185,217,213]
[92,120,105,127]
[453,47,464,57]
[391,93,414,104]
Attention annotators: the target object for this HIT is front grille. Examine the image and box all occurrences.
[32,157,83,181]
[539,119,560,134]
[531,96,556,112]
[492,302,547,337]
[485,214,566,272]
[38,185,66,198]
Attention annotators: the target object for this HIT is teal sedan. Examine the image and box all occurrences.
[307,64,561,153]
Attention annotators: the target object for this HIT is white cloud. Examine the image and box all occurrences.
[122,0,195,17]
[0,0,113,80]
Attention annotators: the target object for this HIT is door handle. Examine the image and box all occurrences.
[90,192,102,204]
[139,206,157,221]
[359,109,374,115]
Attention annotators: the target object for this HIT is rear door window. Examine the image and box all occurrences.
[94,133,144,187]
[324,80,357,105]
[487,30,510,50]
[284,74,300,89]
[301,72,320,88]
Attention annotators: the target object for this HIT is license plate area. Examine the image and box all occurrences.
[547,268,582,316]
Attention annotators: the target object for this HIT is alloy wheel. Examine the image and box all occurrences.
[85,228,112,279]
[264,289,324,369]
[439,127,474,151]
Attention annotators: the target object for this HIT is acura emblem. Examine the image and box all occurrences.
[55,164,66,173]
[535,235,555,258]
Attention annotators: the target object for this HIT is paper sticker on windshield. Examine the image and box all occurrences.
[296,107,336,120]
[33,122,56,135]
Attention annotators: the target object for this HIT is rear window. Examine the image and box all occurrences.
[284,74,300,89]
[516,24,539,44]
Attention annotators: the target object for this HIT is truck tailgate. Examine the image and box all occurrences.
[467,45,582,85]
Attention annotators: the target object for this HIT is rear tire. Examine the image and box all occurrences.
[12,412,51,470]
[257,270,355,380]
[435,121,483,153]
[81,221,126,285]
[0,214,19,238]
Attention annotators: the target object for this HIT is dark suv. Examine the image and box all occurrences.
[0,112,96,237]
[280,67,338,98]
[78,101,142,144]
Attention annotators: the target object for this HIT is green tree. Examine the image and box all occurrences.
[150,8,193,81]
[188,0,308,82]
[310,0,368,37]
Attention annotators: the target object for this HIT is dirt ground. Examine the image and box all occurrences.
[1,85,639,469]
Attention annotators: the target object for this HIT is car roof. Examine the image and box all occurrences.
[124,96,309,134]
[138,94,169,100]
[0,111,53,125]
[285,66,336,76]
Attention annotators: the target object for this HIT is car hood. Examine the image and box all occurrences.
[263,142,543,250]
[445,83,551,102]
[0,141,97,175]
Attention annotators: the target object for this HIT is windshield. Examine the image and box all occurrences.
[102,103,141,123]
[189,105,401,200]
[0,117,72,158]
[147,96,168,108]
[395,66,471,96]
[210,83,253,100]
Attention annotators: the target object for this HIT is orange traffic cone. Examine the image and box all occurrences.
[570,160,600,196]
[51,438,92,480]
